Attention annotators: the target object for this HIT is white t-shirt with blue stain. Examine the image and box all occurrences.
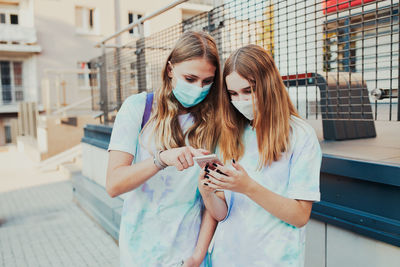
[211,116,321,267]
[108,92,206,267]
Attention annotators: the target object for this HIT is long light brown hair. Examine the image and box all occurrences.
[219,44,299,167]
[144,31,221,152]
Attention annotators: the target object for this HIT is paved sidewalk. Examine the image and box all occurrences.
[0,146,119,267]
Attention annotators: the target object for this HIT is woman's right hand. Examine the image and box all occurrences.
[159,146,209,171]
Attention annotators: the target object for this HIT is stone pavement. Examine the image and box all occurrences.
[0,146,119,267]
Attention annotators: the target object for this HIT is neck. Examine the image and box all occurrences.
[178,109,189,115]
[177,102,191,114]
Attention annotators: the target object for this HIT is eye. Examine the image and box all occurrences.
[203,79,213,85]
[185,76,195,83]
[228,91,237,96]
[244,88,252,94]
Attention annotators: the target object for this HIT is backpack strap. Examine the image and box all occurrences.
[141,92,154,129]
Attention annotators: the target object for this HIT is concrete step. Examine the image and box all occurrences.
[71,173,123,241]
[39,144,82,171]
[59,162,81,179]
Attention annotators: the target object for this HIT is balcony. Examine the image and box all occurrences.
[0,24,41,54]
[0,85,24,113]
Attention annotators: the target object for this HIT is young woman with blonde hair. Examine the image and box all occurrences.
[199,44,322,266]
[106,31,221,267]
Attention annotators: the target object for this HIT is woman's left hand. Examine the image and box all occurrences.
[204,160,255,195]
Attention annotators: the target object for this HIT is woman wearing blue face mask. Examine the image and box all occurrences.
[106,31,221,267]
[169,62,213,108]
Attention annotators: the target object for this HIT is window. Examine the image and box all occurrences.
[0,61,23,104]
[128,12,142,36]
[0,12,19,25]
[88,9,94,29]
[13,62,23,101]
[4,125,12,143]
[10,14,18,24]
[75,6,98,34]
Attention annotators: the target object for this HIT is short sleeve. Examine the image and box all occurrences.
[107,92,147,156]
[287,124,322,202]
[219,190,234,222]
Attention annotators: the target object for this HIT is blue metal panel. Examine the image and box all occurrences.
[321,154,400,187]
[313,155,400,247]
[81,124,113,150]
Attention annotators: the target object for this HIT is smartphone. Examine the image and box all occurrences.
[193,154,221,168]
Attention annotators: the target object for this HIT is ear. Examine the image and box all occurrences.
[167,61,173,79]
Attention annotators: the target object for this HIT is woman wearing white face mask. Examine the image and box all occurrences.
[198,44,322,267]
[106,31,221,267]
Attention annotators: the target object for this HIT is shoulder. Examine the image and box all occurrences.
[113,92,148,125]
[123,91,147,109]
[117,92,147,115]
[289,116,319,149]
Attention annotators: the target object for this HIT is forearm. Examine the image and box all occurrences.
[106,158,159,197]
[201,192,228,221]
[191,209,217,263]
[245,180,312,228]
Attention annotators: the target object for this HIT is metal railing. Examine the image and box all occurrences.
[0,24,38,44]
[42,69,99,115]
[0,86,24,105]
[89,0,399,123]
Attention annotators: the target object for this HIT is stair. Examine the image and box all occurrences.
[39,144,82,171]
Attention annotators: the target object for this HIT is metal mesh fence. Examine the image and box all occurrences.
[90,0,399,122]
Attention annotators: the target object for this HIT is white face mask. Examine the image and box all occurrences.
[231,100,255,120]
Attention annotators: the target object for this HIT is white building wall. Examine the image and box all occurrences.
[24,55,38,103]
[18,0,34,27]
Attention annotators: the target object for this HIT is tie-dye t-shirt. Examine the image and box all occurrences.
[108,92,206,267]
[211,116,321,267]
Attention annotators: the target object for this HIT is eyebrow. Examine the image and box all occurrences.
[184,73,214,80]
[228,86,251,91]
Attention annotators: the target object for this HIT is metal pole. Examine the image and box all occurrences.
[398,2,400,121]
[114,0,122,109]
[114,0,121,43]
[99,45,109,125]
[136,23,147,93]
[55,75,61,109]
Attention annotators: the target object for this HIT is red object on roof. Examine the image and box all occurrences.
[323,0,377,14]
[281,73,314,81]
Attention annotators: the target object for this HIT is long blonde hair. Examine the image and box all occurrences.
[144,31,221,152]
[219,44,299,167]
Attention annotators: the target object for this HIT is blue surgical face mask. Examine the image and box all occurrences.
[172,77,213,108]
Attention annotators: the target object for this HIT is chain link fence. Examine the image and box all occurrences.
[89,0,399,126]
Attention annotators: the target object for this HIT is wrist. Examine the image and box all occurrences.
[190,250,205,264]
[201,188,216,198]
[158,150,168,166]
[153,150,168,170]
[244,178,258,197]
